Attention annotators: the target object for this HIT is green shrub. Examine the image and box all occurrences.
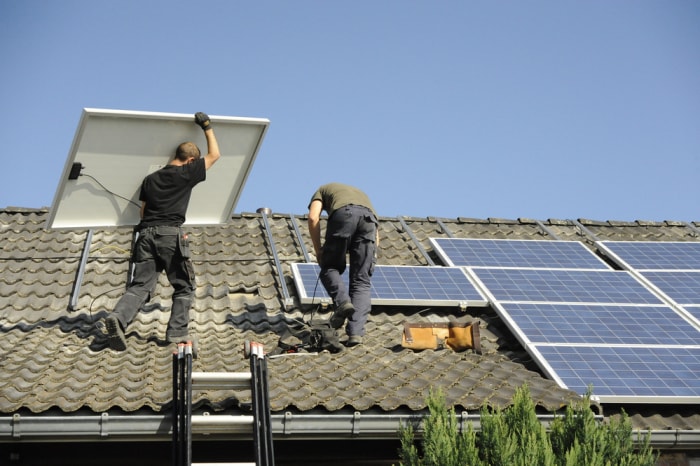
[397,385,657,466]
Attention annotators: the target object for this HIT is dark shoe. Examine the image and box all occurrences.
[105,316,127,351]
[346,335,363,347]
[329,302,354,329]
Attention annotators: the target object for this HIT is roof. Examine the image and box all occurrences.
[1,207,700,441]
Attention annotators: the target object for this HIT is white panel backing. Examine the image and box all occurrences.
[46,108,269,229]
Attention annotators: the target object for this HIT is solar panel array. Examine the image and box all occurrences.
[598,241,700,322]
[436,239,700,403]
[291,263,488,307]
[597,241,700,271]
[290,238,700,403]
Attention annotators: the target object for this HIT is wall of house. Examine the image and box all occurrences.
[657,452,699,466]
[0,439,403,466]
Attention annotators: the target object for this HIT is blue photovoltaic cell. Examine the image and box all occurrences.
[640,271,700,306]
[291,263,487,306]
[599,241,700,271]
[431,238,610,269]
[499,302,700,345]
[471,268,665,304]
[535,345,700,399]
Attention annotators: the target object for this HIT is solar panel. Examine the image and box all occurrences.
[431,238,611,269]
[639,271,700,306]
[467,265,700,403]
[469,268,665,305]
[534,345,700,403]
[597,241,700,324]
[598,241,700,271]
[47,108,270,229]
[291,263,488,307]
[499,302,700,346]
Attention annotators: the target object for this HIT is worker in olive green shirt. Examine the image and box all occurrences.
[308,183,378,347]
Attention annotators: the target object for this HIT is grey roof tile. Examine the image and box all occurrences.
[2,208,700,434]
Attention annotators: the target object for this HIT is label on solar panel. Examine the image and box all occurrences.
[430,238,611,269]
[291,263,488,307]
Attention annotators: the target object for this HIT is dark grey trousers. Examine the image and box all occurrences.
[319,205,377,337]
[111,226,195,341]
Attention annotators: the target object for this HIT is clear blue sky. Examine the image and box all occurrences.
[1,1,698,222]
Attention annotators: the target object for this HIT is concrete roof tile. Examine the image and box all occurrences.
[2,208,699,433]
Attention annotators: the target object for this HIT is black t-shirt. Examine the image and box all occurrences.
[138,158,206,228]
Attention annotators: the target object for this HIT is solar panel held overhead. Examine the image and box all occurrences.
[46,108,270,229]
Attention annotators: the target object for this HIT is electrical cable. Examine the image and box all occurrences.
[87,286,124,324]
[80,173,141,208]
[287,267,324,330]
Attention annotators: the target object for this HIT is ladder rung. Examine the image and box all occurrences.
[192,415,254,426]
[191,371,252,390]
[191,415,255,434]
[192,463,256,466]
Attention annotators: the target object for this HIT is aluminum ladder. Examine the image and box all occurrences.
[172,341,275,466]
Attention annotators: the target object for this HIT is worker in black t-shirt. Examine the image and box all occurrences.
[104,112,220,354]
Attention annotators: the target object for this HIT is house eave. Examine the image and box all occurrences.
[2,412,699,449]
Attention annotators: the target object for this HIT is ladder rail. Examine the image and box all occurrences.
[259,356,274,465]
[178,345,187,466]
[251,351,274,466]
[185,344,194,466]
[172,350,180,466]
[173,341,274,466]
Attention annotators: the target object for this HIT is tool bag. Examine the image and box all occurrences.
[275,320,344,354]
[401,321,481,353]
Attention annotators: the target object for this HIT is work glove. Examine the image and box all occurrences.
[194,112,212,131]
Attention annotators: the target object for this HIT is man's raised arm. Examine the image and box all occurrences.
[195,112,221,170]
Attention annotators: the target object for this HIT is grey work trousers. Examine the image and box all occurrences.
[111,226,195,341]
[319,205,377,337]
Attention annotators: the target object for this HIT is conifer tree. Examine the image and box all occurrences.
[397,385,657,466]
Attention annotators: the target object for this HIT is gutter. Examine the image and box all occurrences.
[2,413,699,449]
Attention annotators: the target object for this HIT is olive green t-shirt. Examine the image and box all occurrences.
[309,183,376,218]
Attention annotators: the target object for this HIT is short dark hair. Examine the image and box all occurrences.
[175,142,201,161]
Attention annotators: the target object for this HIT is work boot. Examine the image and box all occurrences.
[104,316,127,351]
[346,335,363,347]
[329,302,354,329]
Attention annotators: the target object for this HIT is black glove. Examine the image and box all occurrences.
[194,112,212,131]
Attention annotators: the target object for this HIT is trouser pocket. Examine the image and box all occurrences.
[178,232,191,259]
